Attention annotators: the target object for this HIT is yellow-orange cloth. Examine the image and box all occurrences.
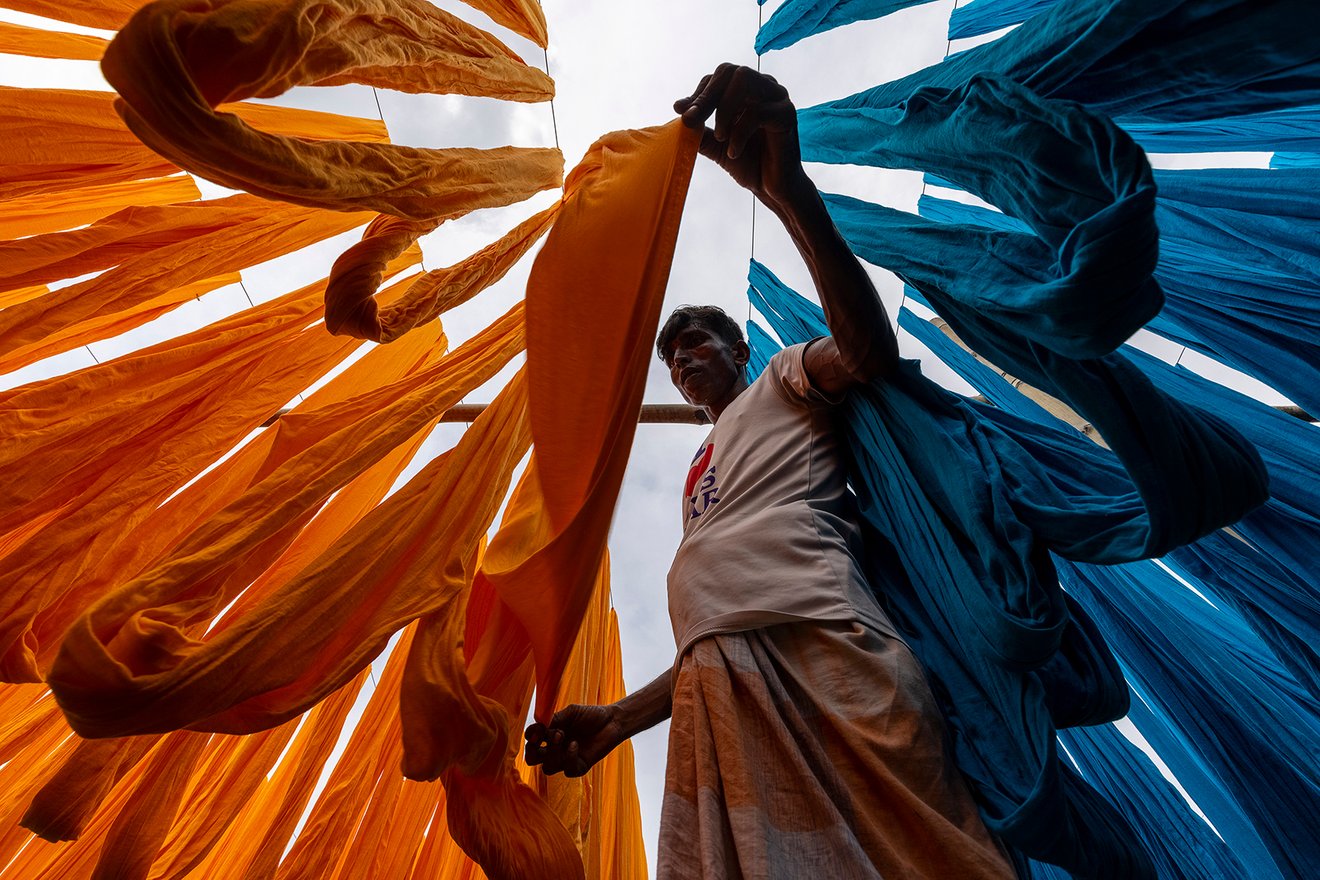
[46,307,526,734]
[0,86,389,201]
[102,0,562,219]
[658,622,1016,880]
[480,118,699,723]
[0,174,199,240]
[460,0,548,47]
[0,20,107,60]
[327,204,559,341]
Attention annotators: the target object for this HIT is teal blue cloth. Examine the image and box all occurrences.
[913,163,1320,416]
[1056,558,1320,878]
[755,0,937,53]
[800,0,1320,130]
[1119,105,1320,153]
[1271,151,1320,167]
[948,0,1063,40]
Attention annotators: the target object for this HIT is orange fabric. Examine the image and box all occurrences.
[481,118,699,722]
[0,174,199,240]
[0,285,47,310]
[0,270,386,681]
[47,305,527,734]
[0,272,241,374]
[0,0,147,30]
[327,204,560,342]
[102,0,562,220]
[0,197,369,375]
[0,87,388,201]
[460,0,549,47]
[0,20,107,60]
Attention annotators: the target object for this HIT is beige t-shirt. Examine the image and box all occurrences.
[666,341,898,662]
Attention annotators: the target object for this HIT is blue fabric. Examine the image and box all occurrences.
[799,0,1320,130]
[948,0,1063,41]
[1118,105,1320,153]
[1057,722,1248,880]
[744,319,776,382]
[755,0,937,53]
[912,164,1320,417]
[906,297,1320,689]
[1055,558,1320,878]
[1271,151,1320,168]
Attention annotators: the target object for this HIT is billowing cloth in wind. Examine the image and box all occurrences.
[461,0,549,47]
[102,0,562,219]
[749,73,1266,875]
[0,21,108,60]
[0,0,148,30]
[947,0,1062,40]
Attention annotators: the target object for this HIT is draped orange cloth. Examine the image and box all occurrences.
[101,0,562,219]
[0,174,199,240]
[0,0,148,30]
[0,21,108,60]
[327,203,560,341]
[460,0,549,47]
[0,87,389,200]
[481,118,700,722]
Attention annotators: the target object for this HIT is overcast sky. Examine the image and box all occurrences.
[0,0,1291,871]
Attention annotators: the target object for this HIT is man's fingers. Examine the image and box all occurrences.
[679,65,734,129]
[696,127,725,164]
[524,722,546,743]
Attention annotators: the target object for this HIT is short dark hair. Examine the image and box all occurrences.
[656,305,745,365]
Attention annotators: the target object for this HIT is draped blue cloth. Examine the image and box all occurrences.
[906,303,1320,697]
[1056,558,1320,878]
[755,0,937,53]
[1118,105,1320,154]
[948,0,1062,41]
[1056,722,1248,880]
[799,0,1320,131]
[912,165,1320,417]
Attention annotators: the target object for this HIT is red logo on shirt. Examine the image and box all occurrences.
[685,443,719,520]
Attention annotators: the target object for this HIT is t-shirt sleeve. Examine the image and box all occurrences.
[761,338,845,407]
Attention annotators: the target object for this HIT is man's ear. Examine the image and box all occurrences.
[732,340,750,367]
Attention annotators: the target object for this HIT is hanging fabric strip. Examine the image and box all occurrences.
[102,0,562,219]
[947,0,1063,41]
[800,0,1320,127]
[0,174,199,241]
[755,0,936,53]
[326,203,559,342]
[0,87,390,201]
[0,199,370,376]
[459,0,549,47]
[1056,559,1320,878]
[0,21,108,60]
[1118,104,1320,153]
[0,0,147,30]
[1271,151,1320,168]
[478,118,700,727]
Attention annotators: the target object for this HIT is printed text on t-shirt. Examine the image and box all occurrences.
[685,443,719,520]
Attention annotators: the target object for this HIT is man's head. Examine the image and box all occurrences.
[656,306,750,415]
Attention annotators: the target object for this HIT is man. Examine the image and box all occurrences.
[525,64,1015,879]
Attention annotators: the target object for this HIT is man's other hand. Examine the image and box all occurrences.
[524,703,624,778]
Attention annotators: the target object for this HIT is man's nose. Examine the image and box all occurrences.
[672,349,691,367]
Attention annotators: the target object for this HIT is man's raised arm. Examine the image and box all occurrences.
[675,64,898,396]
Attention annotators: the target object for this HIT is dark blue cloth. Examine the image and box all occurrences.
[1056,558,1320,878]
[1119,105,1320,153]
[948,0,1063,41]
[799,0,1320,130]
[755,0,938,53]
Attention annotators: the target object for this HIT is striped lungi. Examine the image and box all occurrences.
[657,620,1016,879]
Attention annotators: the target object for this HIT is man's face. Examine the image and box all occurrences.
[662,322,747,407]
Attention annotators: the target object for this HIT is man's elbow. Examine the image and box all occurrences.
[840,341,899,386]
